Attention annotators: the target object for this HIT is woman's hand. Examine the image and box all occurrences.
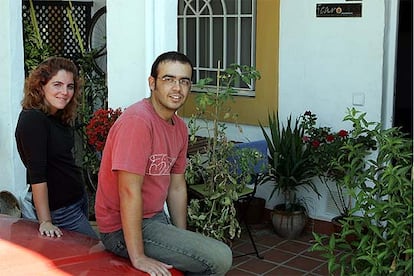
[39,220,63,238]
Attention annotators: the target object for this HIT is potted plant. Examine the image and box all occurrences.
[311,108,413,275]
[186,63,262,244]
[259,112,320,239]
[84,107,123,191]
[300,109,376,228]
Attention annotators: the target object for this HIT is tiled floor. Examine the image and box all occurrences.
[229,222,331,276]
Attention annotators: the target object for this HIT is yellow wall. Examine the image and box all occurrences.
[180,0,279,126]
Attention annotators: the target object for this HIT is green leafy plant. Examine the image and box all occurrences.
[64,1,109,190]
[259,112,320,211]
[301,110,376,217]
[23,0,56,75]
[186,63,261,243]
[311,108,413,275]
[74,50,108,181]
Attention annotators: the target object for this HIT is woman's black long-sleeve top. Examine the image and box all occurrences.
[15,109,84,211]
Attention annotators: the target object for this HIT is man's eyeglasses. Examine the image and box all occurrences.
[158,76,192,89]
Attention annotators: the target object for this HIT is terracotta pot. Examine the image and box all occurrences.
[271,204,307,239]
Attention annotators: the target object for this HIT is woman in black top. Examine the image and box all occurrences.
[15,57,97,239]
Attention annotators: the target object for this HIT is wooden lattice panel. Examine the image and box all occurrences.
[22,1,92,59]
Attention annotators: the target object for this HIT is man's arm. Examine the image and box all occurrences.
[118,171,172,275]
[166,174,187,229]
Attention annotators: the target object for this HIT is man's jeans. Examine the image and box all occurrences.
[51,192,98,239]
[100,212,232,275]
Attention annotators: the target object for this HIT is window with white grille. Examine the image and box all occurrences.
[178,0,257,96]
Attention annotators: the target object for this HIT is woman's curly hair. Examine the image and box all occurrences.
[21,56,83,125]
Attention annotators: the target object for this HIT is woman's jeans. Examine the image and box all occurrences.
[100,212,232,276]
[51,192,98,239]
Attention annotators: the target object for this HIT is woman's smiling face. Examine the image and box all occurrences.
[43,69,75,114]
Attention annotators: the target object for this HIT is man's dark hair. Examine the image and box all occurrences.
[150,51,193,78]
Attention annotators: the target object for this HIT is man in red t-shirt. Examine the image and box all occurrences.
[95,51,232,276]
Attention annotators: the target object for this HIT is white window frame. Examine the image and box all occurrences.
[178,0,257,96]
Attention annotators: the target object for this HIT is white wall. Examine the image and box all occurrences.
[276,0,397,221]
[0,0,26,198]
[382,0,400,129]
[279,0,385,126]
[106,0,178,109]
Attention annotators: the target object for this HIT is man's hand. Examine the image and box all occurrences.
[39,220,63,238]
[131,255,173,276]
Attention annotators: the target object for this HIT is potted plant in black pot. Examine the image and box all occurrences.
[259,112,320,239]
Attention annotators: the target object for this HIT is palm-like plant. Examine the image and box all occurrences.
[260,112,320,211]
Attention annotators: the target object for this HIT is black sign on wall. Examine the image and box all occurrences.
[316,3,362,17]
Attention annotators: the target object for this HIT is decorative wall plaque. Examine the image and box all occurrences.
[316,3,362,17]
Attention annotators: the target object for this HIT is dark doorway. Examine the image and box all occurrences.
[393,0,413,138]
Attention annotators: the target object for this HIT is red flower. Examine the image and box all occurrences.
[326,134,335,142]
[338,130,348,137]
[312,140,320,148]
[86,108,123,151]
